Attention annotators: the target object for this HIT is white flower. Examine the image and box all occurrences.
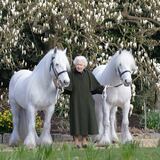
[143,20,148,24]
[104,43,109,49]
[102,59,106,64]
[32,42,35,48]
[43,38,48,42]
[64,19,68,25]
[120,42,124,48]
[133,42,137,48]
[74,36,78,43]
[89,61,93,65]
[144,53,148,57]
[101,52,105,57]
[68,39,72,44]
[99,45,103,50]
[84,42,87,48]
[64,113,68,118]
[0,94,3,100]
[141,56,144,62]
[1,82,3,86]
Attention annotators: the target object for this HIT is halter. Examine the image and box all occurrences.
[109,67,132,88]
[49,56,67,89]
[118,67,131,78]
[102,68,131,99]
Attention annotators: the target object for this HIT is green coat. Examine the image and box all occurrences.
[65,68,104,136]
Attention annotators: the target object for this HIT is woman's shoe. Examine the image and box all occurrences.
[76,144,81,149]
[82,144,88,148]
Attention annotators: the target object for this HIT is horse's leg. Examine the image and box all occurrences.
[110,106,119,143]
[9,102,20,146]
[94,101,104,142]
[99,101,111,145]
[24,106,36,148]
[39,105,55,145]
[121,101,133,143]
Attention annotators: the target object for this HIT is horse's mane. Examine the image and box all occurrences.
[53,49,71,71]
[33,48,70,73]
[107,49,135,68]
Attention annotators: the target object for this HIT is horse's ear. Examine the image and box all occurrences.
[119,49,122,54]
[64,48,67,54]
[129,48,132,54]
[54,47,57,54]
[133,65,138,74]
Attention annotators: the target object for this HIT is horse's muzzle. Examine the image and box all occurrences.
[124,79,132,86]
[63,80,70,87]
[59,79,70,88]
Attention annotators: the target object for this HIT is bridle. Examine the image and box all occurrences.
[110,67,132,88]
[118,67,131,79]
[105,49,137,88]
[50,56,67,78]
[49,55,68,89]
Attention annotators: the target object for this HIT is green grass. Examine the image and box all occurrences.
[0,143,160,160]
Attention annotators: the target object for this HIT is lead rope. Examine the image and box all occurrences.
[55,87,64,103]
[53,79,64,102]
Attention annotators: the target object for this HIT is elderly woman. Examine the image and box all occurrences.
[64,56,104,148]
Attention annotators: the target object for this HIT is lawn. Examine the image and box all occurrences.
[0,143,160,160]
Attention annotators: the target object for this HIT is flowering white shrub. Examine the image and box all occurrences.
[0,0,160,114]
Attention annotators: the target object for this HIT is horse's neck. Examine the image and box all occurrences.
[101,61,121,86]
[32,54,56,89]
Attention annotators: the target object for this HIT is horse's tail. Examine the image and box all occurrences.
[9,71,28,141]
[18,107,28,141]
[9,72,18,100]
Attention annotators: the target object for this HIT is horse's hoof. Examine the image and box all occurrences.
[122,138,133,144]
[112,140,118,144]
[9,142,18,147]
[111,137,119,144]
[95,142,110,148]
[39,139,53,146]
[98,139,111,146]
[121,134,133,144]
[99,135,111,146]
[95,143,106,147]
[24,140,36,148]
[26,144,36,149]
[9,138,19,147]
[94,135,102,143]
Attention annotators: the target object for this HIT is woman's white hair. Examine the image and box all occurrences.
[73,56,88,67]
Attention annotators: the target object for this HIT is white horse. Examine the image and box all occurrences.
[93,49,137,145]
[9,48,70,148]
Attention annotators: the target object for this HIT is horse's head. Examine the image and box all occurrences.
[50,48,70,88]
[116,49,138,86]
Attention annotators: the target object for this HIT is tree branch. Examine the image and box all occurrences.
[122,7,160,27]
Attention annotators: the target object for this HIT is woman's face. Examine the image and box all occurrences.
[75,61,85,73]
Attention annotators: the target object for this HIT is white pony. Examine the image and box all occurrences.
[93,49,137,145]
[9,48,70,148]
